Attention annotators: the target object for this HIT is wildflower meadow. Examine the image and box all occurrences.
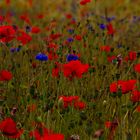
[0,0,140,139]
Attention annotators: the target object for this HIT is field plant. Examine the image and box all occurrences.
[0,0,140,140]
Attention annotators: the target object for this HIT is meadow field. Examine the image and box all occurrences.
[0,0,140,139]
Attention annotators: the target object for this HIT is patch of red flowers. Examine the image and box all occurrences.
[110,79,137,94]
[107,56,117,63]
[59,96,86,110]
[63,60,89,79]
[0,70,12,81]
[17,31,32,45]
[128,51,137,61]
[59,96,79,108]
[131,90,140,102]
[80,0,91,5]
[29,125,64,140]
[125,51,137,61]
[65,13,72,19]
[75,35,82,41]
[31,26,41,34]
[0,25,16,43]
[74,100,86,110]
[0,117,24,139]
[134,64,140,73]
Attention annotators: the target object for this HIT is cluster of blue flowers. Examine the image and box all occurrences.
[10,45,21,53]
[66,54,79,62]
[67,37,74,43]
[36,53,48,61]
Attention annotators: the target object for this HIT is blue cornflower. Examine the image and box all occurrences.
[99,24,106,30]
[67,38,74,43]
[10,47,21,53]
[66,54,79,62]
[101,16,115,22]
[67,29,74,34]
[106,16,115,22]
[36,53,48,61]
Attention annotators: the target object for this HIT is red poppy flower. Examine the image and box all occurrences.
[117,80,129,93]
[80,0,91,5]
[107,23,115,35]
[0,25,16,43]
[29,125,64,140]
[65,13,72,19]
[105,121,112,128]
[110,81,117,93]
[107,56,116,62]
[74,101,86,110]
[0,70,12,81]
[129,51,137,61]
[17,31,32,45]
[63,60,89,79]
[75,35,82,41]
[134,64,140,73]
[0,118,24,139]
[131,90,140,102]
[127,79,137,91]
[105,120,118,131]
[31,26,41,34]
[36,13,44,19]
